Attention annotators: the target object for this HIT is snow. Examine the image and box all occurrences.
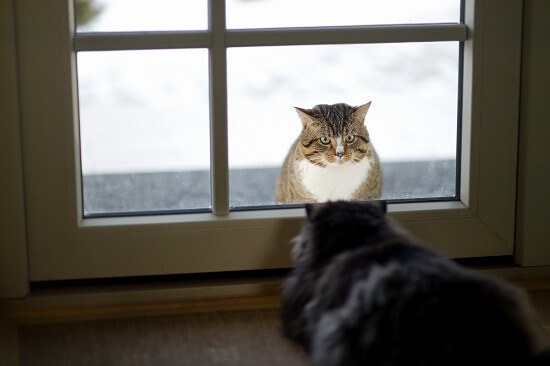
[77,0,460,174]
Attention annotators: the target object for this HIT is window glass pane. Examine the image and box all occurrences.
[227,42,459,208]
[75,0,207,32]
[227,0,460,29]
[78,49,210,215]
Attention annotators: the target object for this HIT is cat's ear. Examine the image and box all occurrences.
[352,101,372,123]
[295,107,316,127]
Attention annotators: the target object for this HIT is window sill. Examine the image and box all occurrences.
[3,264,550,324]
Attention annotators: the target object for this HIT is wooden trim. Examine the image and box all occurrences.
[2,295,281,325]
[3,267,550,325]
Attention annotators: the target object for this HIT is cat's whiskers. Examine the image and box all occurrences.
[307,156,326,167]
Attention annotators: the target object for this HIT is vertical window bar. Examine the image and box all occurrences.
[209,0,229,215]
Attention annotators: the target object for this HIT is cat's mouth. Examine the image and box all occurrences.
[330,155,349,165]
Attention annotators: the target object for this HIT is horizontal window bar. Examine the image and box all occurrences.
[74,31,211,51]
[227,23,467,47]
[74,23,467,52]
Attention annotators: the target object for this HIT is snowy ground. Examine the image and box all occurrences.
[83,160,456,215]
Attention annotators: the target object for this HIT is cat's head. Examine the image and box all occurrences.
[291,200,387,266]
[295,102,373,166]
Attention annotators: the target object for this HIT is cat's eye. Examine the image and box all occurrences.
[345,135,356,143]
[320,136,331,145]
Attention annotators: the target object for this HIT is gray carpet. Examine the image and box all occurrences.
[16,286,550,366]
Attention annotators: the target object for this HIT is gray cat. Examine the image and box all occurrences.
[276,103,381,203]
[281,201,548,366]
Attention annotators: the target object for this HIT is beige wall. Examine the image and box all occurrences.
[0,0,29,299]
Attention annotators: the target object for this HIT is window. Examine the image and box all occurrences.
[78,49,212,215]
[77,0,462,216]
[11,0,524,282]
[227,42,459,208]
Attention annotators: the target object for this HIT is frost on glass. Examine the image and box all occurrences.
[78,49,210,215]
[74,0,207,32]
[227,43,459,208]
[226,0,460,29]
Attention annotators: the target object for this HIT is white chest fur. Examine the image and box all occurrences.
[297,157,372,201]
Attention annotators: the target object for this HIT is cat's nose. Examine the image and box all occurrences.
[336,152,344,158]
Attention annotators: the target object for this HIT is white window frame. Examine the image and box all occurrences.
[2,0,535,294]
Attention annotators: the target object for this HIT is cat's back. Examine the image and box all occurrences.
[309,243,540,366]
[307,240,446,315]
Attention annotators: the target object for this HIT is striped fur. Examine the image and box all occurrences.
[276,102,382,203]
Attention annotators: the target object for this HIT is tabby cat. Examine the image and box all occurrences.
[282,201,547,366]
[275,102,381,203]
